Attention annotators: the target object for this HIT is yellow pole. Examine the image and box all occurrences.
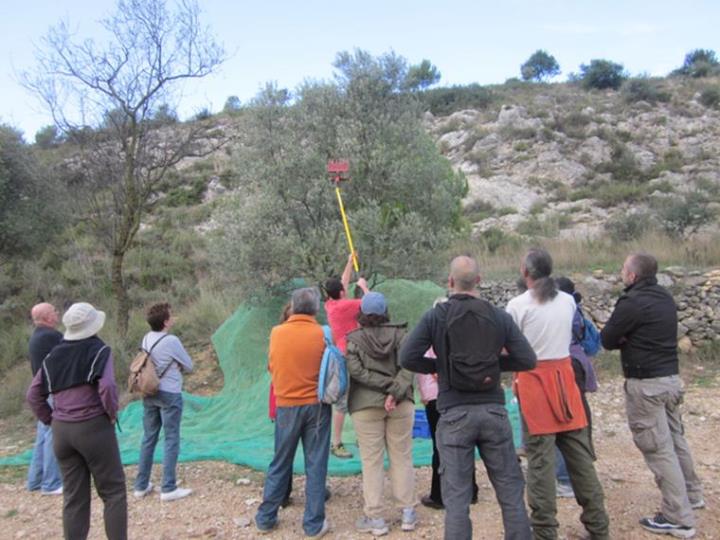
[334,185,359,272]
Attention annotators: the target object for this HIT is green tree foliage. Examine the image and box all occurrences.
[0,125,63,259]
[404,59,441,91]
[679,49,719,78]
[520,50,560,82]
[34,124,62,149]
[579,59,627,90]
[212,51,466,293]
[223,95,242,113]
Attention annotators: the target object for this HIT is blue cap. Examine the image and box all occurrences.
[361,292,387,315]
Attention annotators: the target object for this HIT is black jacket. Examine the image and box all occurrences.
[29,326,63,376]
[399,293,536,412]
[601,277,679,379]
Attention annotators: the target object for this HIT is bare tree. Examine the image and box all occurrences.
[23,0,225,337]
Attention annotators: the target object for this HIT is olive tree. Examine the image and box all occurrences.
[520,50,560,82]
[23,0,225,336]
[213,50,466,295]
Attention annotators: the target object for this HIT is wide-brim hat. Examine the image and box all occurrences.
[62,302,106,341]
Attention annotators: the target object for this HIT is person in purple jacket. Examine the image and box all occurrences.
[27,302,127,540]
[553,277,599,499]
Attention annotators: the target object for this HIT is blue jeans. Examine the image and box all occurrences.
[27,420,62,492]
[134,391,183,493]
[255,403,331,536]
[437,403,531,540]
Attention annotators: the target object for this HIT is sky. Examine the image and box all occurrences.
[0,0,718,141]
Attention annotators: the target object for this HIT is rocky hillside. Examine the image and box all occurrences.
[424,77,720,240]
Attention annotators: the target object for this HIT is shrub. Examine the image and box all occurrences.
[622,78,671,104]
[477,227,517,254]
[419,84,495,116]
[579,59,627,90]
[605,211,653,241]
[554,111,591,138]
[464,200,496,222]
[699,87,720,109]
[652,192,715,237]
[679,49,719,78]
[0,364,32,418]
[596,142,645,183]
[572,181,648,207]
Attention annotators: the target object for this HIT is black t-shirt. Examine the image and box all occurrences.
[29,326,63,376]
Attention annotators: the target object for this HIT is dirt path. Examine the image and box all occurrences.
[1,377,718,539]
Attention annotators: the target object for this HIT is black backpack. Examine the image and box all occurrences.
[444,296,503,392]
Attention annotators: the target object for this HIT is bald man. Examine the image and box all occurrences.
[27,303,63,495]
[401,256,536,540]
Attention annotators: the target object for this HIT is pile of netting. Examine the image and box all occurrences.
[0,279,521,475]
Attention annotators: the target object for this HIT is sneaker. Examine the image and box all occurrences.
[306,519,330,538]
[40,486,63,496]
[420,495,444,510]
[639,513,696,538]
[160,487,192,502]
[556,482,575,499]
[355,515,389,536]
[133,482,153,499]
[401,507,417,532]
[331,442,353,459]
[690,498,705,510]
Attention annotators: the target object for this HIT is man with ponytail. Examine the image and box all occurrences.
[507,248,609,540]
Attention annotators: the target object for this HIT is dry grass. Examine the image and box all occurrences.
[452,231,720,280]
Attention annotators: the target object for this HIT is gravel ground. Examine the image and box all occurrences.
[1,376,718,539]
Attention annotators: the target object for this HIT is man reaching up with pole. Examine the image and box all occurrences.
[324,252,370,458]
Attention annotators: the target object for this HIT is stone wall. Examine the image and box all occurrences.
[480,268,720,352]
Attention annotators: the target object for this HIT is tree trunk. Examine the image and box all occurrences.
[111,250,130,339]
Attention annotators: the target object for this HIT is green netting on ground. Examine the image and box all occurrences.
[0,279,521,475]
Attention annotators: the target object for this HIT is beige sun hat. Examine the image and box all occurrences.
[62,302,106,341]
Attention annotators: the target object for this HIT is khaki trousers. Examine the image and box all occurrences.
[351,400,415,518]
[625,375,703,527]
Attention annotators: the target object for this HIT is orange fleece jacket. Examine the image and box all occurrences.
[515,357,588,436]
[268,314,325,407]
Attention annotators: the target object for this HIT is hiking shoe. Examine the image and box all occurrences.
[355,515,389,536]
[133,482,153,499]
[690,498,705,510]
[401,507,417,532]
[331,443,353,459]
[306,519,330,538]
[160,487,192,502]
[41,486,63,496]
[421,495,444,510]
[556,482,575,499]
[639,513,696,538]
